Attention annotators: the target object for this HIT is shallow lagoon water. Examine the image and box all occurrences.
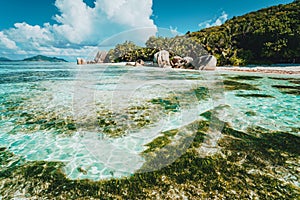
[0,62,222,180]
[0,62,299,198]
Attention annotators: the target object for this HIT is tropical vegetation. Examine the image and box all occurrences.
[189,0,300,65]
[106,1,300,66]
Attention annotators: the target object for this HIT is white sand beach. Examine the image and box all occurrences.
[217,66,300,74]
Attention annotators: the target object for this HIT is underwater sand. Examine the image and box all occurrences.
[0,62,299,199]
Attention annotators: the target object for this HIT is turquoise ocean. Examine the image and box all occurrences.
[0,62,299,198]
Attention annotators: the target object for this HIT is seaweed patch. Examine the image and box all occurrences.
[229,75,263,81]
[272,85,300,95]
[223,80,259,91]
[235,93,274,98]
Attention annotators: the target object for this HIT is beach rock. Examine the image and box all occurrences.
[94,51,108,63]
[125,62,135,66]
[87,60,96,64]
[171,56,183,68]
[135,59,145,66]
[170,56,194,69]
[77,58,86,65]
[154,50,171,68]
[192,55,217,70]
[183,57,194,68]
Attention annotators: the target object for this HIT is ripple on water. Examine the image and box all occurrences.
[0,64,299,182]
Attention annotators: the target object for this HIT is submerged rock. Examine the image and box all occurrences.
[154,50,171,68]
[192,55,217,70]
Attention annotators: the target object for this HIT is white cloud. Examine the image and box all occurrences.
[0,32,18,50]
[0,0,157,60]
[99,0,154,27]
[5,22,53,46]
[199,11,228,29]
[53,0,94,44]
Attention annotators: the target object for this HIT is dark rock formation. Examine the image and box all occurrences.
[170,56,194,69]
[170,56,183,68]
[77,58,86,65]
[135,59,145,66]
[182,57,194,68]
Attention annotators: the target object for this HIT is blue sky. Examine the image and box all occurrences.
[0,0,294,60]
[152,0,294,33]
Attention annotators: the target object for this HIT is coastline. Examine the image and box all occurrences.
[217,66,300,75]
[80,62,300,75]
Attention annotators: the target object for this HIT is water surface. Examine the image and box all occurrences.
[0,62,299,198]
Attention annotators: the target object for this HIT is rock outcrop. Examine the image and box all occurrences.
[183,57,194,68]
[170,56,194,69]
[125,59,145,66]
[135,59,145,66]
[192,55,217,70]
[78,51,108,64]
[77,58,86,65]
[94,51,108,63]
[170,56,183,68]
[154,50,171,68]
[125,62,135,66]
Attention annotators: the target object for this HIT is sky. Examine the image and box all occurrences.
[0,0,294,61]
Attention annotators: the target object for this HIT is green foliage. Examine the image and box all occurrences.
[106,36,208,63]
[189,1,300,65]
[105,41,161,62]
[105,41,142,62]
[146,36,207,58]
[106,2,299,66]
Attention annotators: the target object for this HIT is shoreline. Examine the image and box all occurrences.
[79,62,300,75]
[217,66,300,75]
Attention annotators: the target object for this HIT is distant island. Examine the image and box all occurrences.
[0,55,67,62]
[23,55,67,62]
[0,57,12,62]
